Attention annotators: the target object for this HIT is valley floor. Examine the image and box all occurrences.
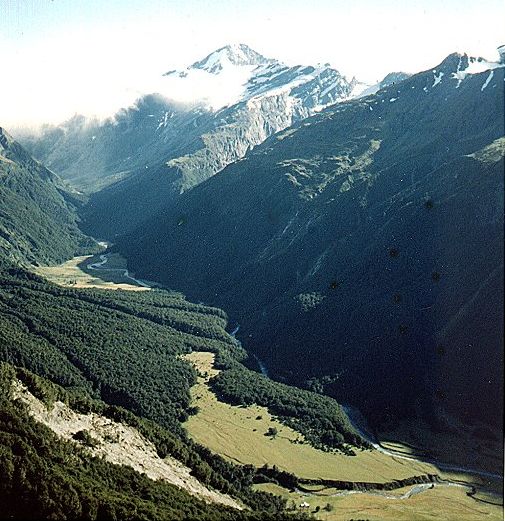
[183,352,503,520]
[254,482,503,521]
[35,252,152,291]
[34,254,504,521]
[183,352,438,482]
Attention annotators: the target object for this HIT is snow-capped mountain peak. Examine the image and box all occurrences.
[189,43,275,74]
[164,44,276,78]
[160,45,354,111]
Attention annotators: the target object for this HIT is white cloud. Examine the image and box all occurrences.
[0,1,503,128]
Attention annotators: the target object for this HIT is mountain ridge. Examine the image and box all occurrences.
[115,52,504,433]
[20,45,364,238]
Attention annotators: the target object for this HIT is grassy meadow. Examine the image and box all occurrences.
[253,482,503,521]
[35,254,150,291]
[183,352,439,482]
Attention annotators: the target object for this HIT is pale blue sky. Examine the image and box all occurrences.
[1,0,503,127]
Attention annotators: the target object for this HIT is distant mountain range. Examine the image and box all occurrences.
[115,52,504,430]
[19,44,366,237]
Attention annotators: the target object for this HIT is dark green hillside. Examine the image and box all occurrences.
[116,54,504,431]
[0,262,362,450]
[0,257,366,518]
[0,127,96,265]
[0,364,309,521]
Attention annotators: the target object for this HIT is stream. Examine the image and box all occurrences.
[88,253,151,288]
[230,324,270,378]
[342,404,504,482]
[296,480,470,501]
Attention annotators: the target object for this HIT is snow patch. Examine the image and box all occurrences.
[481,70,494,91]
[452,55,504,88]
[156,111,173,130]
[320,77,344,98]
[350,82,380,99]
[432,71,444,87]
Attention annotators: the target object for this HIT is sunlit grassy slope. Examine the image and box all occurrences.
[183,352,438,482]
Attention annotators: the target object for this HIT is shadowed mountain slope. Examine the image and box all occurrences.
[117,53,504,429]
[0,127,96,265]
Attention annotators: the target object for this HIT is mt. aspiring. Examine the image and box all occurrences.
[163,43,351,111]
[19,44,356,238]
[166,43,276,75]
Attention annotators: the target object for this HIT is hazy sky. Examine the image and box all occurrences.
[1,0,503,128]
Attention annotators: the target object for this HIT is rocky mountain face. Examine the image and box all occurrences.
[350,71,412,99]
[0,127,96,265]
[116,53,504,430]
[20,44,356,237]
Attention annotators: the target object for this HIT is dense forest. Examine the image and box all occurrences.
[0,261,362,448]
[0,256,366,519]
[0,363,315,520]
